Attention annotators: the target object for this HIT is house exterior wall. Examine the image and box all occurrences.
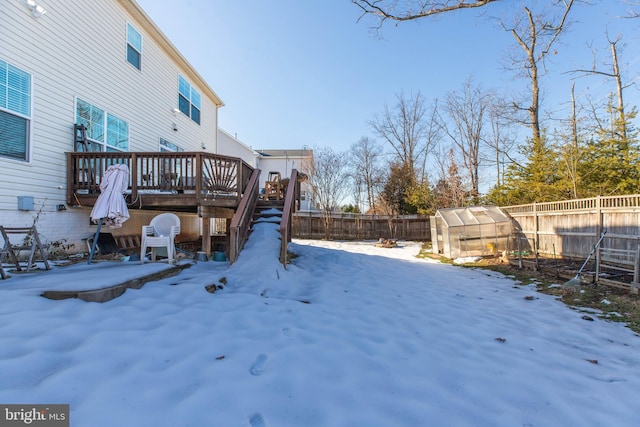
[256,152,312,211]
[257,157,295,187]
[0,0,222,251]
[217,128,258,167]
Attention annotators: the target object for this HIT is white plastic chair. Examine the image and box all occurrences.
[140,213,180,263]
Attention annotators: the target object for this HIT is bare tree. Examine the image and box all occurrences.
[370,92,433,178]
[554,82,585,198]
[303,146,350,239]
[418,98,443,182]
[501,0,575,144]
[624,0,640,17]
[441,78,491,202]
[433,147,467,208]
[352,0,500,29]
[349,136,386,212]
[570,34,632,140]
[483,96,518,188]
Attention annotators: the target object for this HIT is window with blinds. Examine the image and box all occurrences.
[0,60,31,161]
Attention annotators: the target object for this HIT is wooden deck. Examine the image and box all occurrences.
[67,151,254,212]
[67,151,258,257]
[66,152,303,265]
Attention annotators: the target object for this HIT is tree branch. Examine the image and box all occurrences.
[352,0,500,25]
[539,0,575,58]
[569,69,617,78]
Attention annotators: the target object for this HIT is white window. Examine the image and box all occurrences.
[126,23,142,70]
[178,75,201,125]
[75,98,129,152]
[0,59,31,161]
[160,138,183,152]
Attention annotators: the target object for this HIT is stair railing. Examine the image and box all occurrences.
[228,168,261,264]
[280,169,301,268]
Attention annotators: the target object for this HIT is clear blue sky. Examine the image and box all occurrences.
[136,0,640,155]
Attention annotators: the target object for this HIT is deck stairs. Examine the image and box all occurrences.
[252,199,284,230]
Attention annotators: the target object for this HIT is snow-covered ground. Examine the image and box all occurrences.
[1,221,639,426]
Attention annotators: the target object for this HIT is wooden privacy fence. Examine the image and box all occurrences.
[292,211,431,241]
[502,195,640,292]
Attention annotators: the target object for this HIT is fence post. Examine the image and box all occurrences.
[633,246,640,295]
[595,238,602,284]
[533,202,539,254]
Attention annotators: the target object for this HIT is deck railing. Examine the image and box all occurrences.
[67,151,254,208]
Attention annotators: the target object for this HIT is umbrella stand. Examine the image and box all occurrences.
[88,218,103,264]
[88,163,131,264]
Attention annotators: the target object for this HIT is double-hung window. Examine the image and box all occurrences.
[0,60,31,161]
[76,98,129,152]
[126,23,142,70]
[178,75,201,125]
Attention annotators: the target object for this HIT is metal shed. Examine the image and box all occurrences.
[430,206,512,259]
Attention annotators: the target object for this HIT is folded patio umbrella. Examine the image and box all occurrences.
[90,163,130,228]
[88,164,130,263]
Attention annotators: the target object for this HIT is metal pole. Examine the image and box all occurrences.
[88,218,103,264]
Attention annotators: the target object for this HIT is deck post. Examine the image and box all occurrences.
[195,153,203,204]
[201,215,211,255]
[236,159,243,204]
[225,218,231,260]
[130,153,138,201]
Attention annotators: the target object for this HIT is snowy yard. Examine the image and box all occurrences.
[1,221,639,426]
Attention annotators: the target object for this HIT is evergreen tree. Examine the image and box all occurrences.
[405,178,434,215]
[580,108,640,196]
[381,162,417,214]
[486,135,563,204]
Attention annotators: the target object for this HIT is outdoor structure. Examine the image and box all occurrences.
[430,206,512,259]
[0,0,262,257]
[256,149,313,211]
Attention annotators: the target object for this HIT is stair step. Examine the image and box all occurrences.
[252,200,283,232]
[257,200,285,208]
[254,209,282,216]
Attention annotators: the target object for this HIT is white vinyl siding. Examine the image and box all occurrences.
[0,59,31,161]
[0,0,219,226]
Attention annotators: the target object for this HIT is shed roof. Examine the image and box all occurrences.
[435,206,510,227]
[257,149,312,158]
